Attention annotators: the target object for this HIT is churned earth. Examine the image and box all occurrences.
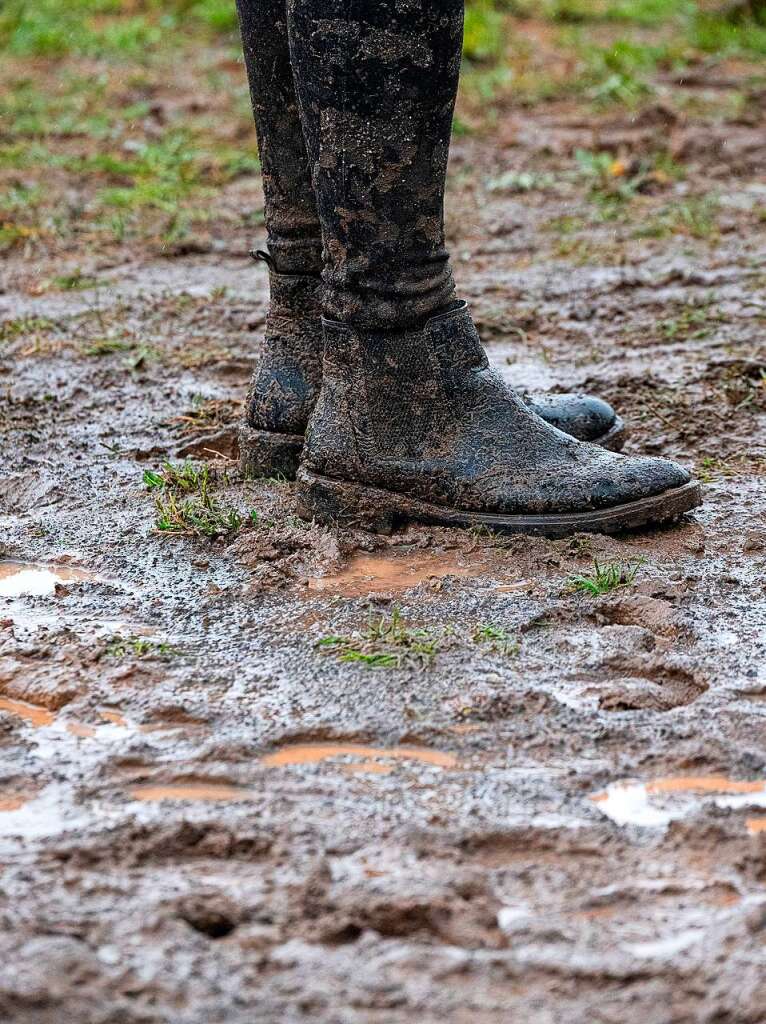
[2,7,766,1024]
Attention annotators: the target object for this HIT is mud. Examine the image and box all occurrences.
[1,43,766,1024]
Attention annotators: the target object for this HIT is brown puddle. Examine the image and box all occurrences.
[593,775,766,830]
[262,743,458,770]
[646,776,766,795]
[0,795,29,812]
[307,549,491,597]
[343,760,394,775]
[0,560,95,598]
[746,817,766,834]
[0,696,56,728]
[0,697,193,741]
[130,783,252,802]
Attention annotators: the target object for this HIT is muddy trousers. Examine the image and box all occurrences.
[235,0,464,329]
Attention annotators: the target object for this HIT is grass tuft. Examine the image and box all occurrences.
[143,460,255,540]
[473,623,519,656]
[568,557,642,596]
[317,607,447,670]
[105,636,176,658]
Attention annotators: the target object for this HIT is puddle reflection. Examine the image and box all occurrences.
[307,550,490,597]
[592,775,766,829]
[0,561,94,598]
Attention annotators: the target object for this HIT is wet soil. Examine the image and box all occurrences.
[2,55,766,1024]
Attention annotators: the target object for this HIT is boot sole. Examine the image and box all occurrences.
[239,425,303,479]
[240,417,626,479]
[295,467,702,538]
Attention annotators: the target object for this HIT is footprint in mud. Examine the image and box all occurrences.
[591,775,766,831]
[594,656,707,711]
[261,742,458,772]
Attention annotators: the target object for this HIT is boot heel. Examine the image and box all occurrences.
[239,425,303,480]
[296,468,396,534]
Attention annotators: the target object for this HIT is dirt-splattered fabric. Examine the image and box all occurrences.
[240,0,463,328]
[236,0,323,275]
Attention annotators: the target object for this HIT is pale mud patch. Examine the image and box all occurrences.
[306,548,499,597]
[591,776,766,829]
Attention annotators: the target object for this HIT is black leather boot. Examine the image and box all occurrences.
[295,305,700,536]
[236,0,626,476]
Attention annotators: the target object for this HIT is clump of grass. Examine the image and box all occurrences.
[143,460,212,494]
[317,607,446,670]
[635,196,720,241]
[575,149,677,219]
[0,315,54,342]
[486,169,556,194]
[473,623,519,656]
[143,460,255,540]
[82,337,135,356]
[52,269,102,290]
[105,636,176,659]
[463,0,507,64]
[567,557,642,596]
[659,299,723,342]
[153,489,249,539]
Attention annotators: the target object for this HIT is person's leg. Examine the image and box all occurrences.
[237,0,321,273]
[287,0,700,534]
[236,0,324,476]
[236,0,627,478]
[287,0,461,330]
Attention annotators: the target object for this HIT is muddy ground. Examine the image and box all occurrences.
[3,31,766,1024]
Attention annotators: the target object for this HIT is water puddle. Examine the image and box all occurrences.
[307,549,490,597]
[746,817,766,834]
[0,795,29,812]
[592,775,766,829]
[0,561,95,597]
[0,696,56,728]
[262,743,458,770]
[130,783,252,802]
[0,698,183,744]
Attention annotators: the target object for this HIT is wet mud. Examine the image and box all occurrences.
[2,53,766,1024]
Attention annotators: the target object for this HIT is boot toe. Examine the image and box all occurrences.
[525,392,617,443]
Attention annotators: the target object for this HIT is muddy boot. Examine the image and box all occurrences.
[522,392,625,451]
[296,305,700,535]
[239,252,323,478]
[236,0,626,473]
[282,0,691,532]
